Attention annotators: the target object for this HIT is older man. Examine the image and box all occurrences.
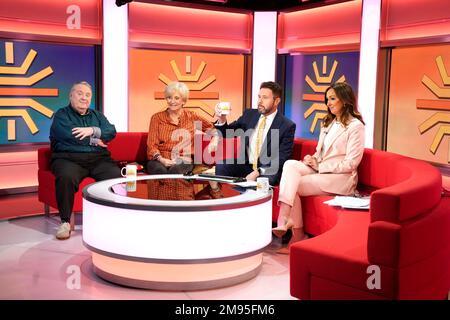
[49,81,121,240]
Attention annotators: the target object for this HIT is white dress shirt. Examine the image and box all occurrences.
[249,110,277,166]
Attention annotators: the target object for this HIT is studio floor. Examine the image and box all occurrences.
[0,211,294,300]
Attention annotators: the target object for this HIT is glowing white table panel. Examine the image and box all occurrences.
[82,174,272,290]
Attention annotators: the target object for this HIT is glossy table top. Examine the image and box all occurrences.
[82,174,270,211]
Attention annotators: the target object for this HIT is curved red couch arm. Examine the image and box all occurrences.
[37,147,51,171]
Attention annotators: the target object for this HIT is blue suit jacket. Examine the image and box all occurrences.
[215,108,296,185]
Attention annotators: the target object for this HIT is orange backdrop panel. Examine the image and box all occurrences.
[129,49,245,132]
[387,44,450,165]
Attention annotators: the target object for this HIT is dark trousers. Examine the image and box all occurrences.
[146,160,193,175]
[215,163,253,178]
[51,152,121,223]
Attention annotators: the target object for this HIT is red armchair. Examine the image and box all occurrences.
[38,132,148,218]
[286,138,450,300]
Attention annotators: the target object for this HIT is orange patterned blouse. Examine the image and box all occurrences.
[146,109,214,161]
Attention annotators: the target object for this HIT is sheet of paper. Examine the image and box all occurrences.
[324,196,370,210]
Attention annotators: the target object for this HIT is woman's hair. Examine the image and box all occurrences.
[164,81,189,102]
[322,82,365,128]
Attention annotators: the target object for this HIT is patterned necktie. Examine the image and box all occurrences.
[253,115,267,170]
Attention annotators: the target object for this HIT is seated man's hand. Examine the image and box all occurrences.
[72,127,94,140]
[159,157,176,168]
[97,140,108,148]
[245,169,259,182]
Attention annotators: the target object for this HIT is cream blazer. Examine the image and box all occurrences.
[312,117,365,195]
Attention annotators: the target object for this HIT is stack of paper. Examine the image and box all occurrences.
[324,196,370,209]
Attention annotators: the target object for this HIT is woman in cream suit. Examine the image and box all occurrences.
[273,82,365,254]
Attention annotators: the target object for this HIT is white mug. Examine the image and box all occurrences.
[217,101,231,115]
[121,164,137,178]
[256,177,269,193]
[126,180,137,192]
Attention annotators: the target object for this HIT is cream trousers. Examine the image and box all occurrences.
[277,159,329,228]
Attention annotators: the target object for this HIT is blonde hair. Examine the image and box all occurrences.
[164,81,189,102]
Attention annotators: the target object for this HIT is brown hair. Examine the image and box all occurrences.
[260,81,282,99]
[322,82,365,128]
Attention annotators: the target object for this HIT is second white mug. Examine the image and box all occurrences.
[121,164,137,178]
[256,177,269,193]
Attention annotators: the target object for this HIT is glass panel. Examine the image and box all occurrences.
[387,44,450,166]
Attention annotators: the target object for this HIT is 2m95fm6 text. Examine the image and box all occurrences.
[218,304,275,315]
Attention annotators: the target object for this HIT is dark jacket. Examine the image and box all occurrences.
[215,108,296,185]
[50,105,116,153]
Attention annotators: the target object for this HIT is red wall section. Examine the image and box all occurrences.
[381,0,450,46]
[129,2,252,53]
[0,0,102,43]
[278,0,362,53]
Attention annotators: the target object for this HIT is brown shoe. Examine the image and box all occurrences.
[56,222,71,240]
[276,246,290,254]
[272,218,294,238]
[276,234,309,255]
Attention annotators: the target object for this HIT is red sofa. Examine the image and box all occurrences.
[285,138,450,300]
[38,132,149,216]
[38,132,238,216]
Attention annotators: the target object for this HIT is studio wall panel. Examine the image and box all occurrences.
[380,0,450,46]
[128,49,245,132]
[0,0,102,43]
[284,51,360,139]
[129,2,252,53]
[387,44,450,165]
[278,0,362,53]
[0,39,97,144]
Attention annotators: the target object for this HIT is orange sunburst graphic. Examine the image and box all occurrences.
[0,41,56,141]
[416,55,450,162]
[303,55,346,133]
[155,56,219,118]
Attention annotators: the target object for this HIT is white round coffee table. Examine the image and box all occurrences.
[82,174,272,290]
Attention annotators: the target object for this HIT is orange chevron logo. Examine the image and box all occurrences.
[417,55,450,162]
[0,42,57,141]
[303,55,346,133]
[155,56,219,118]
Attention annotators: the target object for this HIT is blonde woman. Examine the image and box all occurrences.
[146,81,218,175]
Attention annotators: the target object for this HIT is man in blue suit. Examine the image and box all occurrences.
[214,81,296,186]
